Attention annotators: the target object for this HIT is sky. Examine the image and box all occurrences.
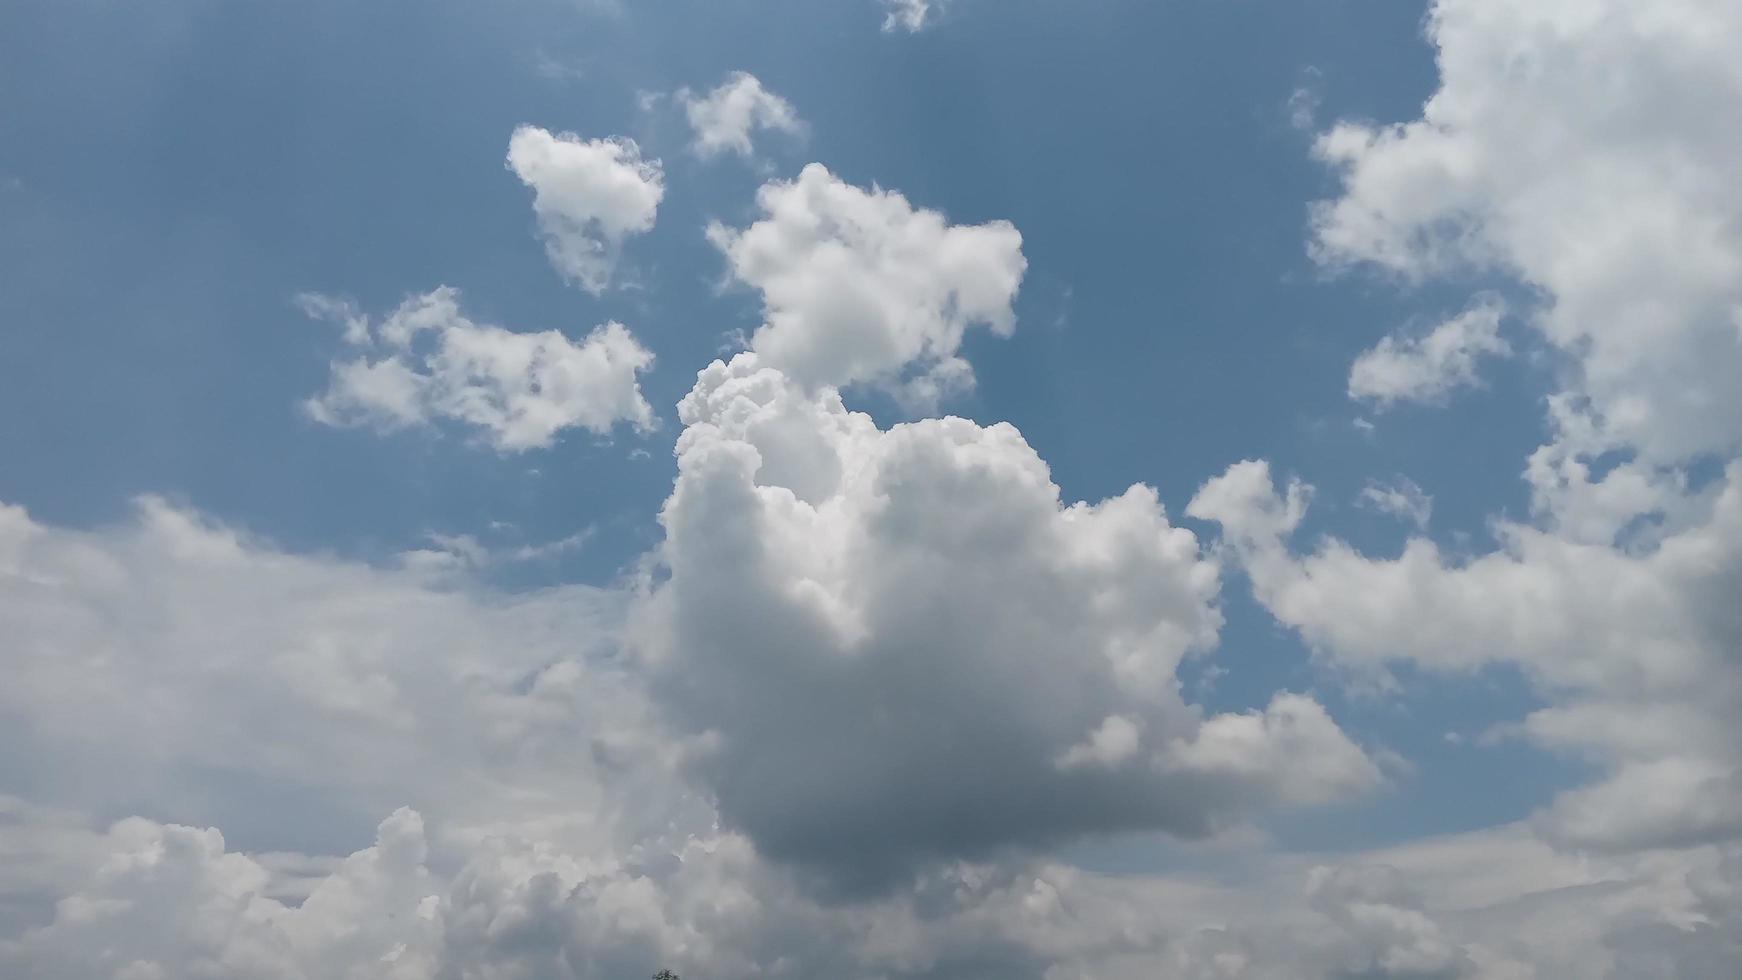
[0,0,1739,977]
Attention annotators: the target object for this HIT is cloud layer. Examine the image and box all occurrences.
[1347,296,1509,408]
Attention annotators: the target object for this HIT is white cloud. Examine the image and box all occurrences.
[505,125,664,292]
[707,164,1026,407]
[1357,476,1433,529]
[1347,296,1509,408]
[0,494,1734,977]
[10,0,1742,968]
[1246,0,1742,867]
[304,287,655,451]
[1313,0,1742,478]
[630,354,1374,885]
[677,72,804,159]
[3,809,443,980]
[1190,459,1742,854]
[881,0,938,33]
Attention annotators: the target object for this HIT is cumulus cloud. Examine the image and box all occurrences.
[505,125,664,292]
[677,72,804,159]
[1245,0,1742,866]
[304,287,655,451]
[707,164,1026,408]
[631,354,1375,886]
[0,495,1734,977]
[1313,0,1742,475]
[1190,459,1742,854]
[6,790,1733,979]
[1347,296,1509,408]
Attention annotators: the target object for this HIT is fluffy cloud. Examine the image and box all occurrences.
[1313,0,1742,476]
[505,126,664,292]
[0,496,685,859]
[631,354,1375,886]
[707,164,1026,408]
[677,72,804,159]
[1347,296,1509,408]
[304,287,655,451]
[3,809,443,980]
[1191,459,1742,854]
[1244,0,1742,866]
[6,794,1734,979]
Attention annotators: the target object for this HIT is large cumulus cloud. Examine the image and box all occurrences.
[632,354,1377,886]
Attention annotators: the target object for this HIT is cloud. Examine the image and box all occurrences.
[1347,296,1509,408]
[6,790,1734,979]
[0,495,683,860]
[677,72,804,159]
[707,164,1026,408]
[0,495,1733,977]
[505,125,664,292]
[630,354,1375,887]
[1236,0,1742,866]
[1357,476,1433,529]
[1190,459,1742,854]
[881,0,938,33]
[1312,0,1742,474]
[304,287,656,451]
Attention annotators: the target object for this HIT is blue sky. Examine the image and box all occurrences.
[3,1,1740,977]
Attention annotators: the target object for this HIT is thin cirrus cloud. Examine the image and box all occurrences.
[0,490,1734,977]
[1187,0,1742,873]
[303,286,656,451]
[505,125,664,293]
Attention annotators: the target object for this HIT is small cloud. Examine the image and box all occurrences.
[505,125,664,294]
[1349,294,1510,409]
[675,72,805,160]
[303,287,657,452]
[881,0,941,33]
[531,51,589,82]
[1356,476,1433,530]
[1287,66,1324,131]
